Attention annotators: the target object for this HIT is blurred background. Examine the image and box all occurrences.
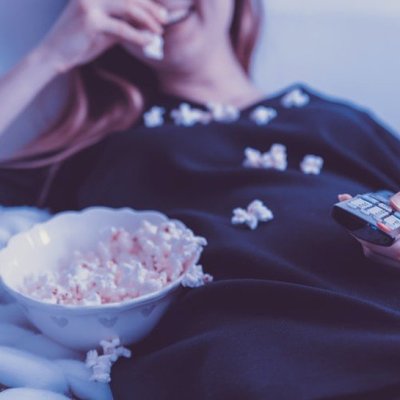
[254,0,400,136]
[0,0,399,157]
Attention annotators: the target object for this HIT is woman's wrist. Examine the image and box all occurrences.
[25,46,69,81]
[0,46,69,137]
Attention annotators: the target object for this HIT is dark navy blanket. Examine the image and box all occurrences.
[1,85,400,399]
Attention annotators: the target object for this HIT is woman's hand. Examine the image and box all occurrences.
[338,192,400,267]
[0,0,168,138]
[38,0,168,74]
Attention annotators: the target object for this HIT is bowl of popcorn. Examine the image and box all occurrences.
[0,207,211,351]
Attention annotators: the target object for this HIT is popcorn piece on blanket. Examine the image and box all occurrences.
[182,264,213,288]
[269,144,288,171]
[243,144,287,171]
[207,103,240,123]
[100,338,131,362]
[171,103,211,126]
[21,221,207,306]
[281,88,310,108]
[243,147,265,168]
[250,106,277,125]
[143,106,165,128]
[300,155,324,175]
[86,338,131,384]
[232,200,274,230]
[143,34,164,60]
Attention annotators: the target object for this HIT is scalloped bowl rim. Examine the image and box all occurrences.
[0,207,192,314]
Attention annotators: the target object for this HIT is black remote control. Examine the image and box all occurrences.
[331,190,400,247]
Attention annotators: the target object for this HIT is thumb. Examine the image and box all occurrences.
[338,193,352,202]
[390,191,400,211]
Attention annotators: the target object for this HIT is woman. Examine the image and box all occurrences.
[0,0,400,398]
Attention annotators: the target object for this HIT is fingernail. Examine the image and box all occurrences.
[391,199,400,211]
[338,193,352,202]
[377,222,391,233]
[390,195,400,211]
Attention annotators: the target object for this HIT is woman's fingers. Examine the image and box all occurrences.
[124,6,164,34]
[358,238,398,255]
[361,241,400,267]
[35,0,168,73]
[338,191,400,266]
[358,236,400,266]
[102,17,154,46]
[338,193,353,202]
[107,0,167,35]
[390,192,400,211]
[105,0,168,34]
[136,0,169,24]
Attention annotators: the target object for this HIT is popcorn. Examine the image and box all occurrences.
[300,155,324,175]
[207,103,240,123]
[171,103,210,126]
[181,264,213,288]
[151,101,274,127]
[100,337,121,359]
[243,147,265,168]
[21,221,208,306]
[171,102,240,126]
[250,106,277,125]
[232,200,274,230]
[85,350,99,369]
[243,144,287,171]
[86,337,131,383]
[269,144,288,171]
[143,34,164,60]
[143,106,165,128]
[281,88,310,108]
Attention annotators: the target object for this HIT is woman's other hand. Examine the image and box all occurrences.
[38,0,168,74]
[338,192,400,267]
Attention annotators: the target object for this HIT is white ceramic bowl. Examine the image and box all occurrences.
[0,207,197,351]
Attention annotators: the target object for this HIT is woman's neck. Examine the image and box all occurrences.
[156,46,264,110]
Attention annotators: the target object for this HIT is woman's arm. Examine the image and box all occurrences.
[0,47,60,137]
[0,0,167,138]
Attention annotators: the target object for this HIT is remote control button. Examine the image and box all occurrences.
[383,215,400,230]
[362,206,389,220]
[361,195,379,205]
[360,206,374,215]
[348,198,372,209]
[373,191,395,203]
[378,202,393,212]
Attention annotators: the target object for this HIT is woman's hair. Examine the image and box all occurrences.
[5,0,263,169]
